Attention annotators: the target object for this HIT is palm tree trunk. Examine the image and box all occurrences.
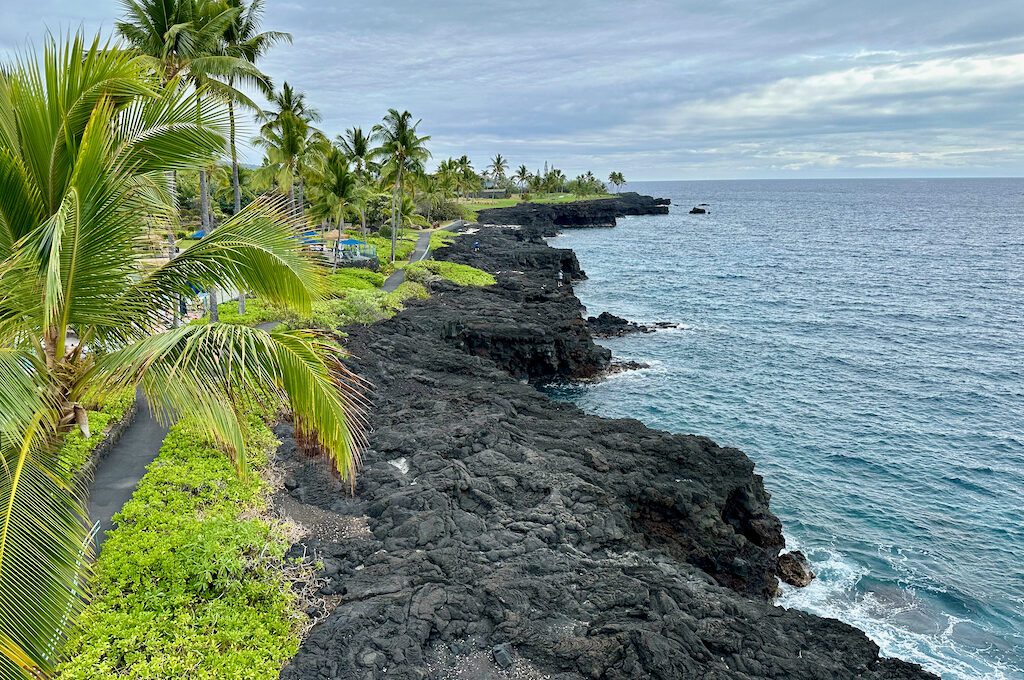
[391,164,402,263]
[199,169,210,232]
[229,97,246,316]
[360,207,366,241]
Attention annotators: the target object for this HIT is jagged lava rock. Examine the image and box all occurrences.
[778,550,816,588]
[278,198,935,679]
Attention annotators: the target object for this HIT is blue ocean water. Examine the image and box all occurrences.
[547,179,1024,679]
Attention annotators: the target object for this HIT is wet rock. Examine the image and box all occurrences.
[778,550,816,587]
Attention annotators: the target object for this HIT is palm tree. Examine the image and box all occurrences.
[455,155,480,199]
[513,164,531,192]
[221,0,291,215]
[220,0,292,316]
[370,109,431,263]
[488,154,508,181]
[608,171,625,192]
[307,144,362,259]
[117,0,267,322]
[255,83,321,213]
[338,127,374,237]
[0,35,366,678]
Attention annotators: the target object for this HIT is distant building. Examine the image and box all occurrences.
[468,188,511,199]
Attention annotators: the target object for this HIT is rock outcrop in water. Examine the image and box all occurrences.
[277,198,935,679]
[475,192,669,234]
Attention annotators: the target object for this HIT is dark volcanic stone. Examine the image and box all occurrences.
[778,550,816,588]
[476,192,670,235]
[278,196,935,680]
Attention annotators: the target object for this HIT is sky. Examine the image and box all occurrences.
[2,0,1023,180]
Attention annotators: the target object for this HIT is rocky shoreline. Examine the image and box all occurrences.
[276,195,935,679]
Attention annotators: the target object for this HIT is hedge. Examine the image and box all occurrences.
[405,260,496,287]
[57,407,302,679]
[60,387,137,473]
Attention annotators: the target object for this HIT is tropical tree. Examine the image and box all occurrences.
[455,155,480,199]
[220,0,291,215]
[513,164,531,192]
[0,35,366,677]
[220,0,292,316]
[117,0,268,322]
[608,171,625,192]
[337,127,376,238]
[487,153,508,181]
[255,82,321,212]
[370,109,431,262]
[307,144,362,251]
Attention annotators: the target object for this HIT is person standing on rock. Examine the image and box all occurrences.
[557,270,564,287]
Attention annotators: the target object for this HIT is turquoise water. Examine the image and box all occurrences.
[548,179,1023,679]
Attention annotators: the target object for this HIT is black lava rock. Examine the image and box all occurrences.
[278,197,935,680]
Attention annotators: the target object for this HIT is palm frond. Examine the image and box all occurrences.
[89,323,370,479]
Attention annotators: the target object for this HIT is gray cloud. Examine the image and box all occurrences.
[2,0,1023,178]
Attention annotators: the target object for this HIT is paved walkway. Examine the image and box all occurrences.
[87,394,168,549]
[382,231,432,292]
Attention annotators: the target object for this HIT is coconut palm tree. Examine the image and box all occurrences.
[117,0,267,322]
[338,127,375,237]
[255,82,321,213]
[219,0,292,316]
[608,171,625,192]
[488,153,508,181]
[221,0,291,215]
[307,144,363,257]
[513,164,531,192]
[0,34,366,678]
[370,109,431,262]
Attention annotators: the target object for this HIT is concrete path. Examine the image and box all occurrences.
[383,231,432,292]
[87,394,168,549]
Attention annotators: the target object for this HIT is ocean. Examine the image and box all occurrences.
[546,178,1024,679]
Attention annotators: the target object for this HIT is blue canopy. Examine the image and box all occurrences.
[339,238,365,245]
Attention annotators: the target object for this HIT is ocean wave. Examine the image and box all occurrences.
[778,544,1022,679]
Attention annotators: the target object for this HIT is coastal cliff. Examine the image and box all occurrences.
[278,196,935,679]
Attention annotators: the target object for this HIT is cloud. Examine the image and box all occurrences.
[2,0,1023,178]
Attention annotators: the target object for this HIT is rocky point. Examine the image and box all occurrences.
[276,195,935,679]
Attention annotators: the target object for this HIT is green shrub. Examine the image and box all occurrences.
[57,408,300,680]
[59,387,137,473]
[281,280,430,331]
[405,260,496,287]
[428,230,457,252]
[325,269,385,294]
[213,296,283,326]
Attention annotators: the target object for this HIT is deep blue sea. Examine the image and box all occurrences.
[547,179,1023,679]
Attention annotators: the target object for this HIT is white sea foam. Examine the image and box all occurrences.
[778,539,1018,679]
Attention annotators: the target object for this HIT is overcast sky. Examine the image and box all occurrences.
[2,0,1023,180]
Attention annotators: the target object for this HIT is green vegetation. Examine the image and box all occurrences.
[59,389,138,473]
[459,192,615,221]
[429,230,458,252]
[56,407,301,680]
[406,261,496,287]
[326,269,386,292]
[282,280,428,330]
[0,34,363,676]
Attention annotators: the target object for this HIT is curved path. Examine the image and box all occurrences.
[382,231,432,292]
[86,394,167,549]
